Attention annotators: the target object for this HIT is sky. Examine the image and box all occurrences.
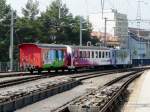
[6,0,150,31]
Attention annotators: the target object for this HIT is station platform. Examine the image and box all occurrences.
[122,70,150,112]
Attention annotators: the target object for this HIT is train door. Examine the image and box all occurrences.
[111,50,117,66]
[58,49,65,67]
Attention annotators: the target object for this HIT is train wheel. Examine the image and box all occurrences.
[62,69,64,72]
[55,69,58,73]
[29,69,34,74]
[74,68,78,73]
[48,69,51,73]
[38,69,42,74]
[68,69,71,73]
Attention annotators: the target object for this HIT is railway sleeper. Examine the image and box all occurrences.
[0,80,80,112]
[106,90,128,112]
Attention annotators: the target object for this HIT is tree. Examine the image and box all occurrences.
[40,0,97,45]
[0,0,12,61]
[15,0,41,43]
[39,0,69,43]
[22,0,39,20]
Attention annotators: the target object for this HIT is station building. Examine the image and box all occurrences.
[128,28,150,65]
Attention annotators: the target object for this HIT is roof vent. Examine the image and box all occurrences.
[87,41,91,46]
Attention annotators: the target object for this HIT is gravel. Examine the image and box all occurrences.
[15,72,131,112]
[0,76,75,103]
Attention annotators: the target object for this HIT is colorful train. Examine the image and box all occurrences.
[19,43,132,73]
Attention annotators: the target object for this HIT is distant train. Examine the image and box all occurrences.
[19,43,132,73]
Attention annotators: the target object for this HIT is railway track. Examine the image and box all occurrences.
[0,68,133,89]
[99,71,143,112]
[0,65,148,78]
[0,67,148,112]
[0,68,136,112]
[53,70,144,112]
[0,65,148,89]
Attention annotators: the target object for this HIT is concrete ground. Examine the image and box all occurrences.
[122,70,150,112]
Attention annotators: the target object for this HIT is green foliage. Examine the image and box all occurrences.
[22,0,39,20]
[0,0,12,61]
[0,0,99,62]
[15,18,42,43]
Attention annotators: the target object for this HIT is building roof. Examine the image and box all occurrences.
[129,32,147,42]
[128,27,150,40]
[91,31,120,46]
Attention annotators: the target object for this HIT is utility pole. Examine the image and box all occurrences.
[9,10,14,72]
[101,0,105,19]
[136,0,144,66]
[104,18,107,47]
[80,17,83,46]
[59,0,62,19]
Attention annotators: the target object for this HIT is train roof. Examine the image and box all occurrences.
[19,43,67,49]
[19,43,112,50]
[70,45,111,50]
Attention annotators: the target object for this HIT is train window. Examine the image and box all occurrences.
[55,50,59,59]
[108,52,110,58]
[88,51,90,58]
[83,51,85,58]
[85,51,88,58]
[58,50,62,60]
[61,50,64,60]
[92,51,94,58]
[85,51,87,58]
[106,52,108,58]
[84,51,86,58]
[74,50,78,58]
[59,50,64,60]
[99,51,101,58]
[95,51,98,58]
[49,50,55,60]
[102,51,104,58]
[80,51,82,58]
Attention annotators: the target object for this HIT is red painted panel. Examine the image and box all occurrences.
[19,44,42,69]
